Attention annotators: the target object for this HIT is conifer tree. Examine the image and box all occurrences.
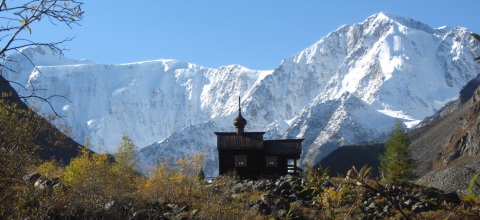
[112,135,139,195]
[380,119,417,183]
[198,168,205,182]
[114,135,139,175]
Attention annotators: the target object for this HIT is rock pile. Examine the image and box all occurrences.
[359,184,462,219]
[23,172,63,190]
[20,172,470,219]
[209,174,465,219]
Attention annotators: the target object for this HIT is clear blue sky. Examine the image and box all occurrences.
[26,0,480,70]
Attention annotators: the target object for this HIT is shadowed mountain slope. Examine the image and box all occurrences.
[0,75,87,165]
[317,143,385,177]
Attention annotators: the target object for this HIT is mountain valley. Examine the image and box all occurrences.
[3,13,480,178]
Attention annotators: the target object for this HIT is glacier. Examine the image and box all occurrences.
[2,12,480,177]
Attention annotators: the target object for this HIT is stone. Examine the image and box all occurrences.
[53,182,64,191]
[253,180,266,191]
[261,193,274,205]
[179,204,189,212]
[366,203,379,212]
[104,200,115,211]
[172,212,190,220]
[273,187,282,195]
[403,199,415,207]
[249,201,270,215]
[383,205,390,213]
[287,194,298,202]
[191,209,199,216]
[280,189,291,196]
[292,185,304,192]
[163,212,173,219]
[231,182,249,193]
[277,209,287,218]
[284,174,294,180]
[411,204,424,213]
[265,180,275,190]
[166,203,180,213]
[444,192,461,204]
[279,181,291,190]
[34,179,42,188]
[23,173,40,184]
[275,198,290,211]
[34,179,55,190]
[411,203,426,213]
[231,193,242,200]
[131,209,148,220]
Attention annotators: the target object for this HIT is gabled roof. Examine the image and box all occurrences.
[214,132,265,140]
[264,139,303,155]
[215,132,265,150]
[215,132,303,155]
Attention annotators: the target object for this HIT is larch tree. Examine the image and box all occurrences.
[112,135,140,196]
[380,119,417,183]
[114,135,139,174]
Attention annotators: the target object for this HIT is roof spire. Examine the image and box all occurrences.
[233,96,247,135]
[238,96,242,115]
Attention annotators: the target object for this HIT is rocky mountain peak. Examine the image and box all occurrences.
[368,12,434,34]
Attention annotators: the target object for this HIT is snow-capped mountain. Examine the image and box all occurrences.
[2,13,479,177]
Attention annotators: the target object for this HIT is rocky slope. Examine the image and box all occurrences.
[21,172,471,219]
[411,75,480,193]
[314,75,480,193]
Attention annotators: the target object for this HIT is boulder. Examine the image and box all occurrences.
[276,209,287,218]
[247,200,270,215]
[104,200,115,211]
[261,193,274,205]
[231,182,250,193]
[23,173,40,185]
[444,192,461,204]
[34,178,55,190]
[275,198,290,211]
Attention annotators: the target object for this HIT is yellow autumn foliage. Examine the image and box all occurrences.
[138,153,205,204]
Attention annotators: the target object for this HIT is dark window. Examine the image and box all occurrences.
[287,159,295,165]
[235,155,247,167]
[266,156,277,167]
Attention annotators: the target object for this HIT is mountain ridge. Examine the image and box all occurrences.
[2,13,480,177]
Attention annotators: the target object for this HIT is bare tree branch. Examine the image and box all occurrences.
[0,0,83,116]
